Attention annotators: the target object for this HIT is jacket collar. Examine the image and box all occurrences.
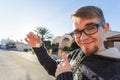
[95,47,120,58]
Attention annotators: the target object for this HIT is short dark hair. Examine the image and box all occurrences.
[72,6,105,22]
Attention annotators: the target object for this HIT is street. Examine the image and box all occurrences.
[0,50,55,80]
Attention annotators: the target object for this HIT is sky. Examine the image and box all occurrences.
[0,0,120,42]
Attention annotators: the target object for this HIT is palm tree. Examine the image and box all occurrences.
[34,26,53,41]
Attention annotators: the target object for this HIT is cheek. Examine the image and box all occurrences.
[75,39,81,47]
[98,28,106,39]
[94,33,104,47]
[97,30,105,42]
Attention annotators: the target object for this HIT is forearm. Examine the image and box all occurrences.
[33,45,57,76]
[56,72,73,80]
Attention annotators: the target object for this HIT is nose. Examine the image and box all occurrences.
[80,32,89,40]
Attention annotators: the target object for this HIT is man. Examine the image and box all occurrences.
[25,6,120,80]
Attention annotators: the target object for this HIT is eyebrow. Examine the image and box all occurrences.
[73,22,98,32]
[73,29,79,32]
[85,22,97,26]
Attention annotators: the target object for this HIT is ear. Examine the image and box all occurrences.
[103,23,109,33]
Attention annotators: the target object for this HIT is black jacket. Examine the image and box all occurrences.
[33,45,120,80]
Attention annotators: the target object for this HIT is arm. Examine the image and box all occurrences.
[25,32,57,76]
[33,44,57,76]
[56,72,73,80]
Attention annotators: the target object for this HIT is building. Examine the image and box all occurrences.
[0,39,31,52]
[105,30,120,50]
[52,35,73,49]
[15,42,32,52]
[0,39,14,49]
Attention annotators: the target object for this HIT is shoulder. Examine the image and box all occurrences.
[111,73,120,80]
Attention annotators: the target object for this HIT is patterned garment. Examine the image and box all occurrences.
[69,49,104,80]
[69,49,85,80]
[76,65,104,80]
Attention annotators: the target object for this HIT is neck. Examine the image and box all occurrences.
[96,45,106,54]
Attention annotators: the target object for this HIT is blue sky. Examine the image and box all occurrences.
[0,0,120,42]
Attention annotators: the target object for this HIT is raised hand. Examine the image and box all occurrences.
[55,52,72,77]
[25,32,42,48]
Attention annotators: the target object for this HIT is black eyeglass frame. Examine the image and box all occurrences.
[70,22,105,39]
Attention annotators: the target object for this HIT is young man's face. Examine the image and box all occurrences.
[72,17,109,55]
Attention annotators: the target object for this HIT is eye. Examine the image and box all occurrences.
[85,26,96,31]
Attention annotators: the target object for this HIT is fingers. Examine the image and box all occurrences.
[24,32,41,47]
[24,37,29,43]
[25,32,40,41]
[61,52,69,65]
[55,52,72,77]
[26,32,35,39]
[24,32,34,43]
[55,62,64,77]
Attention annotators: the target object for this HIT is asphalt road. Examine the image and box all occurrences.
[0,50,55,80]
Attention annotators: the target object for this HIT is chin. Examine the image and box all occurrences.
[82,46,98,55]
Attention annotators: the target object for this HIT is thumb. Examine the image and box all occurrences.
[61,52,69,64]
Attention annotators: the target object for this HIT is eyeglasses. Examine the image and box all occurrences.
[70,22,105,39]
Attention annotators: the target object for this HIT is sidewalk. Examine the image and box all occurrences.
[0,50,55,80]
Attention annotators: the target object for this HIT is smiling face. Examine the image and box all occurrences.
[72,17,109,55]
